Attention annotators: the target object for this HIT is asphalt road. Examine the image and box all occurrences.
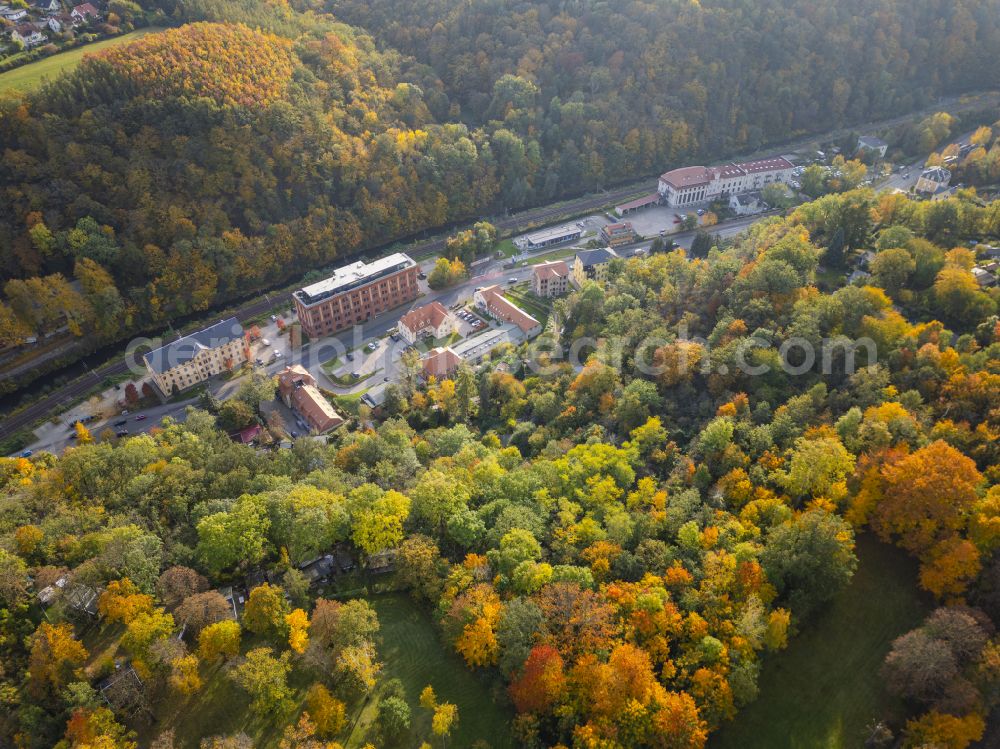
[4,98,995,443]
[0,183,654,443]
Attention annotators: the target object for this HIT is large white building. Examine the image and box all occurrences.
[657,156,794,208]
[143,318,246,395]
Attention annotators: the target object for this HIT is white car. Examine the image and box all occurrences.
[261,338,270,347]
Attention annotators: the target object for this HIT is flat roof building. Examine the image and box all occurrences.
[293,253,419,339]
[522,225,583,250]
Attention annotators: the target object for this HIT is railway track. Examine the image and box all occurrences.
[0,182,654,442]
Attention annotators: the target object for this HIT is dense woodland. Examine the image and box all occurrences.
[3,0,1000,379]
[1,188,1000,747]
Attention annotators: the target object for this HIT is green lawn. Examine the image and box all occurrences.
[495,238,518,257]
[710,535,930,749]
[346,594,515,748]
[0,28,164,93]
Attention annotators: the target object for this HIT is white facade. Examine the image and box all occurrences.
[658,157,794,208]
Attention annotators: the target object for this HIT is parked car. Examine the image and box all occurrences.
[290,431,298,438]
[696,209,705,216]
[20,450,32,458]
[135,414,147,421]
[273,351,283,358]
[116,430,129,438]
[270,314,278,322]
[508,277,518,284]
[261,338,270,347]
[255,358,264,366]
[366,342,377,352]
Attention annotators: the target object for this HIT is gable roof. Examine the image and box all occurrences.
[476,285,540,334]
[143,318,243,374]
[422,347,462,379]
[71,2,97,15]
[858,135,888,149]
[399,301,450,333]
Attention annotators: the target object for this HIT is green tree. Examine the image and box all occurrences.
[231,647,293,715]
[762,509,857,619]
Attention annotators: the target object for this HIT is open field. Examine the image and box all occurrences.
[710,535,930,749]
[0,28,163,93]
[347,594,514,748]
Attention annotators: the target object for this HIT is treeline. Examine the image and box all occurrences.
[2,190,998,747]
[328,0,1000,190]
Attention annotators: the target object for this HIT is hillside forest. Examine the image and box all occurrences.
[2,0,1000,384]
[2,185,1000,747]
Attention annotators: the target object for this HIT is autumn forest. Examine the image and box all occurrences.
[2,0,1000,748]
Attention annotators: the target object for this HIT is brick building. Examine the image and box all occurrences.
[276,365,344,434]
[293,253,419,339]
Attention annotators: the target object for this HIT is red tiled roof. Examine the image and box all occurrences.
[72,2,98,14]
[399,301,450,334]
[615,193,660,212]
[658,166,712,189]
[533,260,569,281]
[735,156,794,173]
[477,285,540,334]
[292,384,343,433]
[422,347,462,379]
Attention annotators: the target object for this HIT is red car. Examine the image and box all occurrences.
[135,414,147,421]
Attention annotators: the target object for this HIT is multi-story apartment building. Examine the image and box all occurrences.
[657,156,794,208]
[292,253,419,339]
[572,247,619,286]
[398,301,456,344]
[532,260,570,298]
[600,221,637,248]
[143,318,246,394]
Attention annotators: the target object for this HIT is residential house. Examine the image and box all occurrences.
[856,136,888,159]
[34,0,62,14]
[11,22,46,47]
[531,260,570,298]
[276,365,344,434]
[397,301,455,345]
[728,191,765,216]
[572,247,619,286]
[915,166,952,196]
[473,285,542,338]
[142,318,247,395]
[600,221,636,248]
[0,6,29,21]
[421,346,462,380]
[70,1,98,22]
[972,267,997,288]
[47,13,71,31]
